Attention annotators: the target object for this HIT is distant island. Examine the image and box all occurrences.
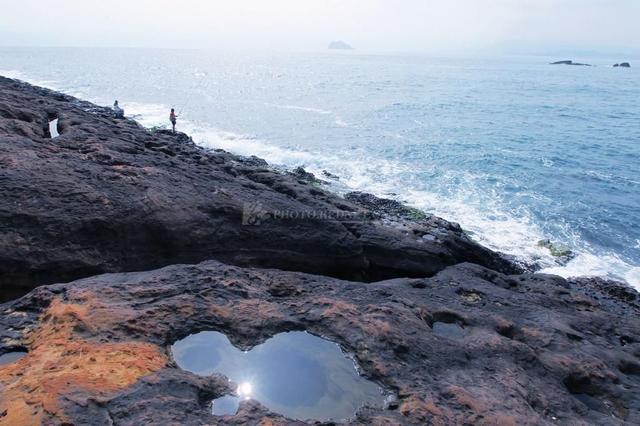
[614,62,631,68]
[550,60,591,66]
[328,40,353,50]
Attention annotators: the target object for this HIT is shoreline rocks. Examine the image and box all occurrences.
[0,76,518,302]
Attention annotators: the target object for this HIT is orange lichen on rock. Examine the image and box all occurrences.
[0,298,167,425]
[400,395,450,424]
[317,298,359,318]
[233,299,284,323]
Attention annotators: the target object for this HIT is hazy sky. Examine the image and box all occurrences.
[1,0,638,54]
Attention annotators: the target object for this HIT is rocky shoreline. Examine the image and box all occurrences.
[1,76,639,425]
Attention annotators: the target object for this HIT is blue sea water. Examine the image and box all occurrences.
[1,47,638,288]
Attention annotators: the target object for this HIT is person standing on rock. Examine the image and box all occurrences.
[170,108,178,133]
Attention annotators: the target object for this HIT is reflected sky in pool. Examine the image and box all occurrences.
[0,351,28,366]
[171,331,385,421]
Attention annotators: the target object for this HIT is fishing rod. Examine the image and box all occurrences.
[175,69,209,117]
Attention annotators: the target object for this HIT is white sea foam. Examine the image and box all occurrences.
[0,69,58,90]
[125,102,174,128]
[542,252,640,288]
[181,119,640,290]
[334,116,349,127]
[195,129,316,165]
[0,69,25,80]
[264,103,332,115]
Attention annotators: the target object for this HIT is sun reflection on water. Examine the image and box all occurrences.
[237,381,253,399]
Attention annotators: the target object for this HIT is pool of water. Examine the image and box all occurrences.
[432,321,466,340]
[0,351,28,365]
[211,395,241,416]
[48,118,59,138]
[171,331,386,421]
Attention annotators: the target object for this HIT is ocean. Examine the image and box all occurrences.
[1,47,638,288]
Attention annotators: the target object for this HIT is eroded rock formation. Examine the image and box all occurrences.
[1,261,639,424]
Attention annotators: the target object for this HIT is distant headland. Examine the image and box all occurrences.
[328,40,353,50]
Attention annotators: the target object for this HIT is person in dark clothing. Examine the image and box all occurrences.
[170,108,178,133]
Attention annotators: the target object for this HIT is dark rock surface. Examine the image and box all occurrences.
[321,169,340,180]
[0,76,517,301]
[1,260,639,424]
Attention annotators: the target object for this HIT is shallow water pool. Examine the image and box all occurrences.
[171,331,386,421]
[0,351,28,365]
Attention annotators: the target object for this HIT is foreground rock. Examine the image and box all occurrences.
[0,76,518,301]
[1,260,639,424]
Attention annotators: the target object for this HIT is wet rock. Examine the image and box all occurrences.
[0,260,638,424]
[288,166,325,184]
[538,239,575,263]
[345,192,430,222]
[322,170,340,180]
[238,155,269,168]
[345,192,522,275]
[0,76,520,301]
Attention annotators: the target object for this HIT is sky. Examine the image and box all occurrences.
[0,0,638,55]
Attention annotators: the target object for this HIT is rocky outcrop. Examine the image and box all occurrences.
[0,76,518,302]
[614,63,631,68]
[1,260,639,424]
[550,60,592,66]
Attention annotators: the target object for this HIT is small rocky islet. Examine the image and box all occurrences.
[550,60,592,66]
[1,76,639,425]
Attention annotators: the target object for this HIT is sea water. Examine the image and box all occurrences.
[1,47,638,288]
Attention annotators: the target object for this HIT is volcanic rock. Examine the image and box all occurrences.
[0,76,518,301]
[1,261,639,424]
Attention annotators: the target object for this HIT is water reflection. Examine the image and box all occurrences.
[48,118,59,138]
[432,321,466,340]
[0,351,28,366]
[212,395,240,416]
[172,331,385,421]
